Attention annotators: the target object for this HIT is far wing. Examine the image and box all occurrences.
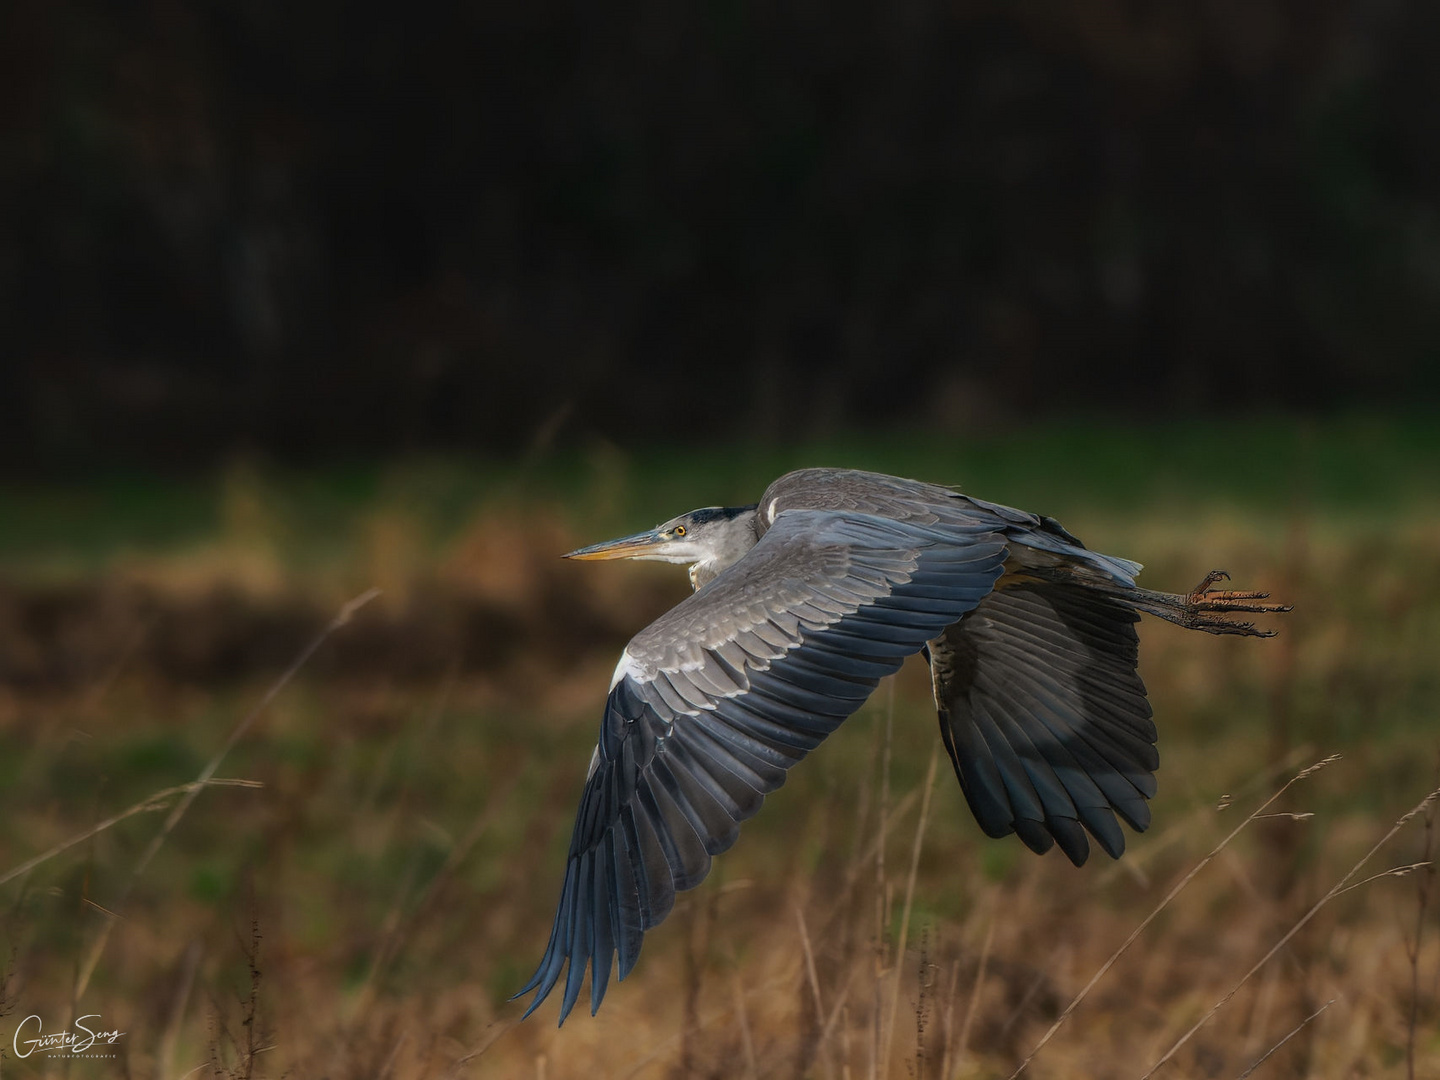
[930,576,1158,866]
[517,511,1007,1023]
[759,468,1142,585]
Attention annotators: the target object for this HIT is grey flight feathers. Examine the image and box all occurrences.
[515,467,1288,1024]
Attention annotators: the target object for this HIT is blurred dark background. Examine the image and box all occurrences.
[3,0,1438,471]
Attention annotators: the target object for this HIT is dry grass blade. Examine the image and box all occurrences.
[158,941,203,1080]
[797,904,825,1024]
[71,587,381,1000]
[732,971,759,1080]
[953,899,996,1072]
[1331,862,1433,898]
[881,742,939,1071]
[445,1016,521,1077]
[873,684,895,1080]
[938,956,962,1080]
[0,779,263,890]
[847,789,920,892]
[819,965,859,1046]
[1407,759,1437,1080]
[1142,783,1440,1078]
[1235,998,1336,1079]
[1007,753,1341,1079]
[375,1030,410,1080]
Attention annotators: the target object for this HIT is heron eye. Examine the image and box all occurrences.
[674,525,686,537]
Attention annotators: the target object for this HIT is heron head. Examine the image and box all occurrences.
[564,505,761,574]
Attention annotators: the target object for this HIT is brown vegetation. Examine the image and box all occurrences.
[1,490,1437,1078]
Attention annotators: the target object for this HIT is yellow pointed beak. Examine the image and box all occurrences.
[564,528,669,561]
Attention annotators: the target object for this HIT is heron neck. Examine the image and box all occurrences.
[689,507,761,590]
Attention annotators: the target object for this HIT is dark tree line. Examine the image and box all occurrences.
[2,1,1437,468]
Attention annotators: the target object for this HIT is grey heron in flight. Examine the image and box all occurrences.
[517,468,1287,1024]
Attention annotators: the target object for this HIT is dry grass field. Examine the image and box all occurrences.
[1,419,1437,1078]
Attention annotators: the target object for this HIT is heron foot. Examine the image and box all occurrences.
[1122,570,1291,637]
[1186,569,1292,615]
[1147,568,1291,636]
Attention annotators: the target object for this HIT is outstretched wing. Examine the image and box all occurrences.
[517,511,1008,1023]
[929,576,1157,866]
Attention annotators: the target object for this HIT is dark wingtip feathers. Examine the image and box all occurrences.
[1049,816,1092,866]
[1012,819,1055,856]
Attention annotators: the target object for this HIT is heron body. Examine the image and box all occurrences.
[518,468,1287,1024]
